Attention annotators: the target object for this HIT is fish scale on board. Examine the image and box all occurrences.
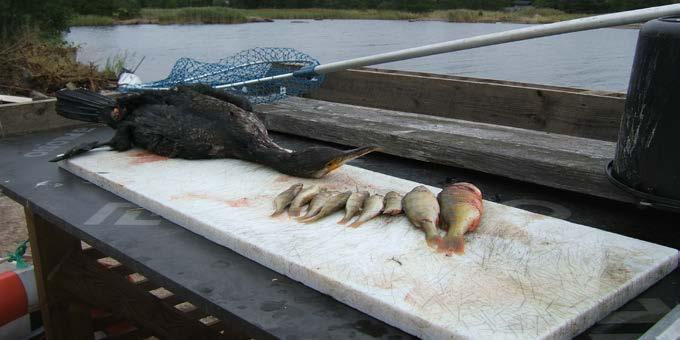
[59,150,678,339]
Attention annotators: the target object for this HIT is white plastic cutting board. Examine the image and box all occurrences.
[60,149,678,339]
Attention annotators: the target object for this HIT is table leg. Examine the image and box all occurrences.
[24,206,223,340]
[25,206,94,340]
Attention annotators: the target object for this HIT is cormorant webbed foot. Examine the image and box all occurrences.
[49,141,111,162]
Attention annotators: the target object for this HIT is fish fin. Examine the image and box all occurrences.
[383,209,399,216]
[270,209,284,217]
[338,216,351,224]
[468,216,482,232]
[438,236,465,256]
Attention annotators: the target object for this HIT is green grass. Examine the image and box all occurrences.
[69,15,115,26]
[440,8,585,24]
[69,7,592,27]
[141,7,248,24]
[101,52,131,79]
[240,8,420,20]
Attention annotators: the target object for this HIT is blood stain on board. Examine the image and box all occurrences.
[404,292,418,305]
[481,222,531,246]
[170,192,262,208]
[225,197,250,207]
[170,193,209,201]
[129,151,168,164]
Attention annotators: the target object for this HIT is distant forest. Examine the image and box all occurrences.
[2,0,678,39]
[226,0,678,12]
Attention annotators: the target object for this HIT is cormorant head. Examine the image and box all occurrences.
[288,146,380,178]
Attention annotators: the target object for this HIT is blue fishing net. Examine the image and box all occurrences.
[119,47,324,104]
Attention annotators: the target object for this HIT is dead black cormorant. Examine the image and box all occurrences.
[51,85,378,178]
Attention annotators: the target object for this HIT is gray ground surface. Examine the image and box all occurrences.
[0,192,28,255]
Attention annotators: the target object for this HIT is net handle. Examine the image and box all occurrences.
[215,4,680,89]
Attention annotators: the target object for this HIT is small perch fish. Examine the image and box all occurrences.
[349,194,384,228]
[382,191,403,215]
[289,185,321,217]
[301,191,352,223]
[298,190,333,220]
[402,186,441,248]
[339,191,369,224]
[271,183,303,216]
[437,182,483,256]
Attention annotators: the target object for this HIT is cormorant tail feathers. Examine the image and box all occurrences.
[55,89,116,123]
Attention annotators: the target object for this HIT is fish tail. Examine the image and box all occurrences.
[426,235,442,249]
[270,209,285,217]
[338,216,351,224]
[300,214,322,224]
[422,221,441,249]
[349,219,365,228]
[438,236,465,256]
[288,207,301,217]
[296,212,315,221]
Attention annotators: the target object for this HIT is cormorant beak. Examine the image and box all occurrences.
[325,146,381,172]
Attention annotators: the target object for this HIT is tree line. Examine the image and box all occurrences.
[228,0,678,12]
[533,0,678,12]
[2,0,678,40]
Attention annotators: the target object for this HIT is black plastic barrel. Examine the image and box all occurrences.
[608,17,680,211]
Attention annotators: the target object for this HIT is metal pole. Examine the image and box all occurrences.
[215,4,680,89]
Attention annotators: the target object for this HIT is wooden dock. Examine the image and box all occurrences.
[307,68,625,141]
[257,68,631,203]
[258,97,628,203]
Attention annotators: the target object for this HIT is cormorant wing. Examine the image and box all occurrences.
[131,103,220,158]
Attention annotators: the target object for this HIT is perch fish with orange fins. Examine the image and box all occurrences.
[270,181,483,255]
[436,182,484,256]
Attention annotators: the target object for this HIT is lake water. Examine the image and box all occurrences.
[67,20,640,92]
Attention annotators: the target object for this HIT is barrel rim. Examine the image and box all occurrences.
[606,161,680,213]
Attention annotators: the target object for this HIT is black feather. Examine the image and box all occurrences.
[55,89,116,123]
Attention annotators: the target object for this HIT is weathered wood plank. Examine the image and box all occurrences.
[257,97,634,203]
[24,206,94,340]
[307,68,625,141]
[0,99,87,137]
[50,249,222,340]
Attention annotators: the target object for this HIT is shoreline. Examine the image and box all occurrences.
[71,17,642,31]
[69,7,620,27]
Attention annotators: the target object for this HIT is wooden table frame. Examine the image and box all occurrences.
[25,206,228,340]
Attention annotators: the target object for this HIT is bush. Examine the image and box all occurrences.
[145,7,248,24]
[69,15,115,26]
[0,0,72,40]
[0,33,114,95]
